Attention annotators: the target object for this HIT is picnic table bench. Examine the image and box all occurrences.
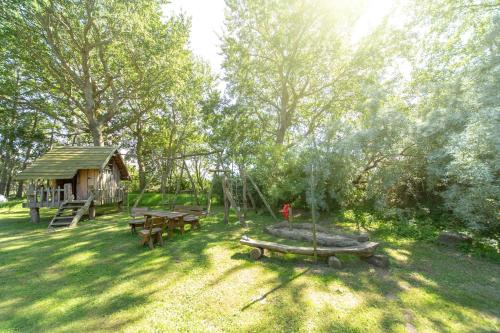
[128,207,149,233]
[240,236,388,268]
[138,216,164,249]
[144,211,190,239]
[173,205,207,230]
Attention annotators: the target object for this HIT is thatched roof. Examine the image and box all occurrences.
[16,146,130,180]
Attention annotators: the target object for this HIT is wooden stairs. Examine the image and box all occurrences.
[48,194,94,231]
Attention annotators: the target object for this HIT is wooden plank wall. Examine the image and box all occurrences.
[76,169,98,200]
[74,158,123,205]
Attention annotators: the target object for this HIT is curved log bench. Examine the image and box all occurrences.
[265,222,370,245]
[240,236,388,268]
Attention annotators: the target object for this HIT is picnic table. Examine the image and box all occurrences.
[144,210,189,239]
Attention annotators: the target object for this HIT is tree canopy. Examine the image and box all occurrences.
[0,0,498,238]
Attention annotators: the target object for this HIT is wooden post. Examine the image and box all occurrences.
[30,207,40,223]
[132,186,146,210]
[239,164,248,218]
[68,194,94,228]
[250,247,263,260]
[183,159,199,205]
[88,201,96,220]
[246,187,257,213]
[64,183,73,201]
[27,184,36,207]
[206,162,220,215]
[222,174,246,226]
[246,174,279,222]
[223,179,229,224]
[310,155,318,263]
[206,174,215,215]
[222,176,229,224]
[170,161,184,209]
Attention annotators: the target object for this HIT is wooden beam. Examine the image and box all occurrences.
[183,159,199,205]
[246,174,279,222]
[222,174,246,226]
[206,162,220,214]
[132,187,146,209]
[164,150,223,161]
[240,236,379,257]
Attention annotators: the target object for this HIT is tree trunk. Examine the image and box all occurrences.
[30,207,40,223]
[1,70,19,195]
[136,122,146,191]
[5,170,12,198]
[276,124,287,145]
[239,164,248,217]
[16,181,24,199]
[15,167,26,198]
[276,77,290,145]
[16,116,37,198]
[160,158,167,198]
[0,150,11,195]
[48,119,56,150]
[89,120,104,146]
[138,157,146,192]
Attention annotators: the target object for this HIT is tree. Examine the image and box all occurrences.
[221,0,401,146]
[2,0,189,146]
[124,59,217,193]
[0,18,51,197]
[407,0,500,235]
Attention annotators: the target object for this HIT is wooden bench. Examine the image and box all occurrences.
[240,236,388,268]
[138,217,165,249]
[128,207,149,233]
[173,205,207,230]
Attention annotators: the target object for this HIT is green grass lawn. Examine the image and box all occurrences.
[0,202,499,332]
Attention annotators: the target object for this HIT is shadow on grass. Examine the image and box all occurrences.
[0,206,241,332]
[240,267,311,311]
[230,215,500,332]
[1,204,499,332]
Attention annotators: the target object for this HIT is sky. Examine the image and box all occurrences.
[163,0,226,74]
[163,0,397,76]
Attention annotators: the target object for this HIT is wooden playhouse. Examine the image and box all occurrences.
[16,146,130,230]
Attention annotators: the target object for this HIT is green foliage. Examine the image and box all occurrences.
[1,0,499,240]
[441,108,499,235]
[126,192,211,208]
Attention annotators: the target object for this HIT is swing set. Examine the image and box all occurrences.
[129,150,278,227]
